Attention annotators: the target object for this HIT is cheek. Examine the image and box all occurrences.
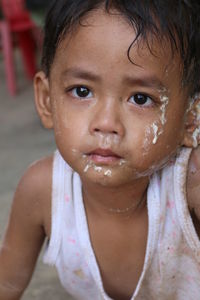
[127,117,160,154]
[142,122,163,154]
[137,118,184,172]
[143,123,181,156]
[52,98,81,132]
[142,104,185,155]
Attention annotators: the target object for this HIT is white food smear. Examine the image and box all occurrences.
[104,170,112,177]
[188,93,200,147]
[152,122,159,144]
[72,149,78,154]
[83,160,112,176]
[160,95,169,125]
[84,163,91,173]
[98,133,120,148]
[149,90,169,145]
[142,126,151,155]
[94,166,103,172]
[119,159,126,166]
[83,157,125,177]
[192,127,200,148]
[84,163,112,177]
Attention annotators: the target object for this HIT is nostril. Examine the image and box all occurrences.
[94,128,118,135]
[94,128,118,134]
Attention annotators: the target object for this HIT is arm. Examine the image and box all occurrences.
[0,158,52,300]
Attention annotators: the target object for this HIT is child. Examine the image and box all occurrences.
[1,0,200,299]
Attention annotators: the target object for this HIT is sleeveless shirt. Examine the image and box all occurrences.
[43,147,200,300]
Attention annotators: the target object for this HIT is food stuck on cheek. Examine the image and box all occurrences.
[143,121,160,151]
[143,126,151,155]
[154,90,170,141]
[159,89,169,126]
[143,90,170,150]
[151,122,159,144]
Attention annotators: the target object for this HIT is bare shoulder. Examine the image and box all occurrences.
[13,155,53,237]
[187,147,200,233]
[21,155,53,198]
[0,156,53,298]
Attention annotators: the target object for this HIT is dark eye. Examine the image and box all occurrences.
[128,93,153,106]
[71,86,93,99]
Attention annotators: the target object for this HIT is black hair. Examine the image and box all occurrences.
[41,0,200,96]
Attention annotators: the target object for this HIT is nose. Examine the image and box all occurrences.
[89,99,125,137]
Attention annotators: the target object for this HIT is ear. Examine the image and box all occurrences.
[34,71,53,129]
[182,96,200,148]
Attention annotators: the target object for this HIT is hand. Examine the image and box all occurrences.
[187,146,200,220]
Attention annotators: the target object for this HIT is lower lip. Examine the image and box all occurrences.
[88,154,121,164]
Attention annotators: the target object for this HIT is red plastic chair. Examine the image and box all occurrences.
[0,0,38,95]
[0,20,16,95]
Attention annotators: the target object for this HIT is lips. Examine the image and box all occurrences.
[86,148,122,164]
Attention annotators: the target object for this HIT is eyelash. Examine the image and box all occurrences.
[67,86,93,99]
[128,93,154,107]
[66,85,155,107]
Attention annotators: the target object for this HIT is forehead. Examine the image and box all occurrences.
[51,8,183,92]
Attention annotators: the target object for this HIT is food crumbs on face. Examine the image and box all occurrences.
[142,126,151,155]
[104,170,112,177]
[84,163,91,173]
[152,123,159,144]
[160,95,169,125]
[94,166,103,173]
[119,159,126,166]
[71,149,78,154]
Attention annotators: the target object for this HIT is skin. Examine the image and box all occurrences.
[0,8,200,300]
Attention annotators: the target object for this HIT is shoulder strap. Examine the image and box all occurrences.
[43,150,72,265]
[174,147,200,261]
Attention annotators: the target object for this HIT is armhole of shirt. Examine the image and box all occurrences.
[174,147,200,262]
[43,150,66,265]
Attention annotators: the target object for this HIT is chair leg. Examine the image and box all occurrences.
[0,21,17,96]
[17,30,37,79]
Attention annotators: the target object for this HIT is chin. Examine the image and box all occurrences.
[81,170,133,188]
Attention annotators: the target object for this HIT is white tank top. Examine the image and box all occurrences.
[43,147,200,300]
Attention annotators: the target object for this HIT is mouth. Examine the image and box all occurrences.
[86,148,122,164]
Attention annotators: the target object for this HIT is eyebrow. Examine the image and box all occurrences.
[61,68,101,82]
[61,67,166,90]
[123,75,166,90]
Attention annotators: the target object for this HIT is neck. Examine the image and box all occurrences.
[81,177,149,219]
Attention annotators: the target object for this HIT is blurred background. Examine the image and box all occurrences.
[0,1,73,299]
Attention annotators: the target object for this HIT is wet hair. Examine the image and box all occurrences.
[41,0,200,96]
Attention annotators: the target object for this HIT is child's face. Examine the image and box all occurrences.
[40,9,190,187]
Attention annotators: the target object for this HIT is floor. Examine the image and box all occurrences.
[0,51,74,299]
